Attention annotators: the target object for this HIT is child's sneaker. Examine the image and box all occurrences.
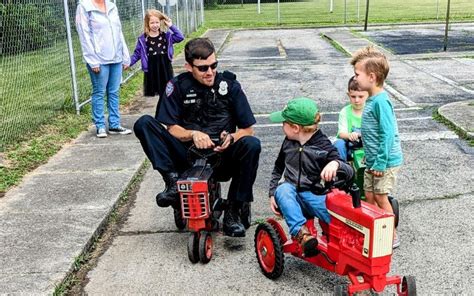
[296,225,319,257]
[96,128,107,138]
[392,233,401,249]
[108,126,132,135]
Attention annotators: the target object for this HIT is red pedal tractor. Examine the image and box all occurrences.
[254,181,416,295]
[175,145,226,264]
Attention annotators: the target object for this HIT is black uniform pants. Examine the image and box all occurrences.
[134,115,261,203]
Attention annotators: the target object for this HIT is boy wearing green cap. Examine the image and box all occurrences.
[268,97,354,257]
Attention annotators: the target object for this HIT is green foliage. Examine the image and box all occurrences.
[0,3,65,55]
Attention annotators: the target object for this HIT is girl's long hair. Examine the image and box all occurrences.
[144,9,169,36]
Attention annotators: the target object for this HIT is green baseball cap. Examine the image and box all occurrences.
[269,97,319,126]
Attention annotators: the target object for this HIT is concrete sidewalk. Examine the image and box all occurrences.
[0,27,472,294]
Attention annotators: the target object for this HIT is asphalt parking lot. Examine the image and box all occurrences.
[83,24,474,294]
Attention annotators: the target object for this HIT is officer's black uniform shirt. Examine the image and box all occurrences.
[157,71,256,140]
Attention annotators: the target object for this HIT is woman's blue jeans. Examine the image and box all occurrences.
[274,182,330,237]
[87,63,122,129]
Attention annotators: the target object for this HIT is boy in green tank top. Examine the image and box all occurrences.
[333,76,368,160]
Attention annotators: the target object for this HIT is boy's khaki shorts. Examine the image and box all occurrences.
[363,166,400,194]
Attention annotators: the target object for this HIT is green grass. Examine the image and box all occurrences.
[0,72,143,194]
[0,25,207,195]
[204,0,474,28]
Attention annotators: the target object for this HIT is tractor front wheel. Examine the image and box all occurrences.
[199,231,213,264]
[401,275,416,296]
[187,232,199,263]
[254,222,284,279]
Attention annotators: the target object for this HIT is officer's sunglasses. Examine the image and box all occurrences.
[192,61,218,72]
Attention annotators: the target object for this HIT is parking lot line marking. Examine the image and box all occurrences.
[384,83,417,107]
[429,72,474,95]
[326,131,458,142]
[253,107,424,118]
[254,116,431,128]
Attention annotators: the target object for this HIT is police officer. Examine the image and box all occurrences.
[134,38,261,237]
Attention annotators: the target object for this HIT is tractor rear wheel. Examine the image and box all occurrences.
[254,222,284,279]
[174,208,186,230]
[401,275,416,296]
[388,196,400,228]
[199,231,213,264]
[334,284,349,296]
[187,232,199,263]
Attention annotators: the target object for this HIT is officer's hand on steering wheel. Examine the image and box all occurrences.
[191,130,215,149]
[214,131,234,152]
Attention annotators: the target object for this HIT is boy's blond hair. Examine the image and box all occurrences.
[350,46,389,87]
[288,113,321,133]
[144,9,168,36]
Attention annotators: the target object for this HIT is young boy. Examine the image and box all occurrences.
[351,46,403,248]
[334,76,369,161]
[268,97,353,257]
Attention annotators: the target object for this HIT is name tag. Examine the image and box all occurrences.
[184,99,196,104]
[186,93,197,98]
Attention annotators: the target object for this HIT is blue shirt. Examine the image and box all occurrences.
[361,91,403,171]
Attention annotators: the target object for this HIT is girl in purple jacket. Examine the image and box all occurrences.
[130,9,184,105]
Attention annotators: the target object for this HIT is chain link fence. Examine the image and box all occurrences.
[204,0,473,27]
[0,0,203,152]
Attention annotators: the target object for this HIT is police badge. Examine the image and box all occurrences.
[218,81,228,95]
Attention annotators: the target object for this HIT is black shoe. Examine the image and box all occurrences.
[156,172,180,208]
[223,204,245,237]
[240,202,251,229]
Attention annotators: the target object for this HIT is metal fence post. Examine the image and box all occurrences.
[63,0,80,114]
[176,0,180,32]
[436,0,440,20]
[185,0,190,35]
[277,0,280,25]
[200,0,204,25]
[193,0,197,31]
[444,0,451,51]
[141,0,146,19]
[364,0,369,31]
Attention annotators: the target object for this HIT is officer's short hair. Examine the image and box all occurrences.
[185,38,215,64]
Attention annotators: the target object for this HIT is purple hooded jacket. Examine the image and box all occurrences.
[129,25,184,72]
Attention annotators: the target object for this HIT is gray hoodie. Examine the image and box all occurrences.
[75,0,130,68]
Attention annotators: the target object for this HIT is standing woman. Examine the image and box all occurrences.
[76,0,132,138]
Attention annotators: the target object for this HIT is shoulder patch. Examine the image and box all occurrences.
[165,81,174,97]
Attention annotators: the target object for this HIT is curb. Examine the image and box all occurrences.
[438,100,474,139]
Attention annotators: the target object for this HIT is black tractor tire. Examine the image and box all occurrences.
[174,208,186,230]
[334,284,349,296]
[401,275,417,296]
[388,195,399,228]
[198,231,213,264]
[187,232,200,263]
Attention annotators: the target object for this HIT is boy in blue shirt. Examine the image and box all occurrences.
[351,46,403,248]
